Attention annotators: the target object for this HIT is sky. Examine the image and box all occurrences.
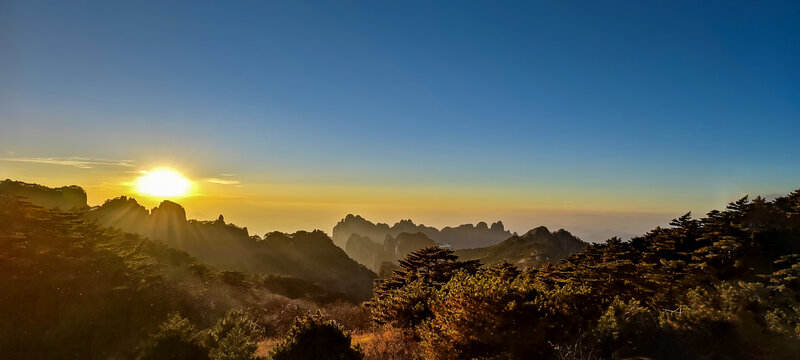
[1,1,799,242]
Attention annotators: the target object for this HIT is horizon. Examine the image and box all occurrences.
[1,177,788,243]
[2,1,798,242]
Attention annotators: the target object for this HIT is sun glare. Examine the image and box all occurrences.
[134,168,193,198]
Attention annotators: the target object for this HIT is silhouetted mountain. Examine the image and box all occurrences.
[455,226,588,268]
[0,179,88,210]
[0,196,351,358]
[345,233,390,272]
[86,197,375,301]
[384,232,438,260]
[345,231,439,272]
[1,181,375,301]
[332,214,511,250]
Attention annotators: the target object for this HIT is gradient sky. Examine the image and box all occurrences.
[2,1,799,242]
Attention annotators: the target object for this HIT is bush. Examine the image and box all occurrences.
[322,301,372,332]
[418,265,538,360]
[369,247,478,328]
[593,297,656,357]
[269,311,363,360]
[139,313,209,360]
[206,309,263,360]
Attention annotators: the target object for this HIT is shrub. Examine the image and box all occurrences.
[139,313,209,360]
[369,247,478,328]
[206,309,263,360]
[418,265,537,360]
[269,311,363,360]
[322,301,372,332]
[593,297,656,357]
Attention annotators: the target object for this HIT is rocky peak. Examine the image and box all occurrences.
[150,200,187,222]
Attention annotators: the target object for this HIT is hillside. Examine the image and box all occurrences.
[370,191,800,359]
[1,180,375,301]
[332,214,511,249]
[339,214,588,272]
[86,196,374,301]
[0,196,365,359]
[455,226,588,268]
[0,179,88,210]
[346,231,439,272]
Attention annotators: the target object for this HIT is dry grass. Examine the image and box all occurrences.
[254,338,281,358]
[354,326,420,360]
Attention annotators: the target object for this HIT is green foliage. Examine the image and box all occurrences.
[0,196,367,359]
[206,309,263,360]
[269,311,363,360]
[593,297,657,357]
[0,197,196,359]
[369,191,800,359]
[140,313,209,360]
[418,264,537,359]
[369,247,479,327]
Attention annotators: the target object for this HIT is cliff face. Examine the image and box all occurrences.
[345,233,390,272]
[385,232,438,260]
[345,231,438,272]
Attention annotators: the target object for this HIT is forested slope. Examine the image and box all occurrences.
[0,197,364,359]
[370,191,800,359]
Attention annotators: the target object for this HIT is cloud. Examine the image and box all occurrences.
[0,157,135,169]
[203,177,241,185]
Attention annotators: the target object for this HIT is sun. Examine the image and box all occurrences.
[134,168,193,198]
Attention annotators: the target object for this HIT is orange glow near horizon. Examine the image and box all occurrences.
[134,168,193,198]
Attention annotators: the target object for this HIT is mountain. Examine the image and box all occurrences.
[370,192,800,359]
[345,233,390,272]
[334,214,588,271]
[455,226,588,268]
[346,232,438,272]
[332,214,512,250]
[0,179,88,210]
[385,232,438,260]
[86,197,376,301]
[2,180,375,301]
[0,196,350,358]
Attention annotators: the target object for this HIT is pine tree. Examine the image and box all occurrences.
[369,247,479,327]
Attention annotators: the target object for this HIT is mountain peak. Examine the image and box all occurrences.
[524,226,551,237]
[151,200,187,222]
[490,221,505,231]
[333,215,513,258]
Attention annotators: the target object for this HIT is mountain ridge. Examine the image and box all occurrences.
[332,213,512,250]
[1,180,375,301]
[454,225,589,268]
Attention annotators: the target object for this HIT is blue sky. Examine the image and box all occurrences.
[1,1,799,239]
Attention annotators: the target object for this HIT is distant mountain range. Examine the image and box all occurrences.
[0,179,590,297]
[454,226,588,268]
[0,179,375,301]
[346,232,438,272]
[335,213,588,272]
[332,214,512,249]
